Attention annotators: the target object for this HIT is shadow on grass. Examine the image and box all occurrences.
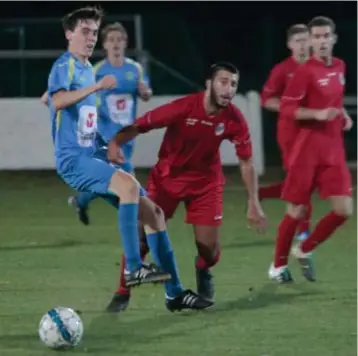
[0,239,99,252]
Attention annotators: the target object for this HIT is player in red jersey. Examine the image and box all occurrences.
[268,16,353,283]
[108,62,267,309]
[259,24,312,241]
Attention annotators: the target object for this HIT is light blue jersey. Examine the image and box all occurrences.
[94,57,150,171]
[48,52,98,170]
[47,52,116,195]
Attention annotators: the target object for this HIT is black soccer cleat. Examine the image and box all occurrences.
[124,263,171,287]
[195,258,214,301]
[165,289,214,312]
[106,292,131,313]
[68,196,90,226]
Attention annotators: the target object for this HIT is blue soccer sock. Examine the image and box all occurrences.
[76,191,97,209]
[118,203,142,272]
[146,230,184,298]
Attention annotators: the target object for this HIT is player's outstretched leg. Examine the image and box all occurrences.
[268,203,307,283]
[295,202,312,241]
[68,192,97,225]
[141,197,213,312]
[194,225,221,301]
[291,196,352,282]
[109,171,171,287]
[107,227,149,313]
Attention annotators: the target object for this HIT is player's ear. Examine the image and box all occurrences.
[286,40,292,51]
[205,79,211,90]
[332,33,338,45]
[65,30,73,42]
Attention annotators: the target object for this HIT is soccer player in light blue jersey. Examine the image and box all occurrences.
[68,22,152,225]
[47,6,170,289]
[47,7,212,312]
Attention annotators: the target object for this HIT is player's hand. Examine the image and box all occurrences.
[343,115,353,131]
[107,140,125,164]
[97,75,117,90]
[315,107,340,121]
[247,198,267,234]
[138,81,152,101]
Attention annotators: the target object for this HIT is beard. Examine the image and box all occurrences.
[209,85,231,109]
[209,85,224,109]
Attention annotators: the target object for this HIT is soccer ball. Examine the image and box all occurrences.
[38,307,84,349]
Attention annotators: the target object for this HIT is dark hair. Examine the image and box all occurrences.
[287,24,309,40]
[308,16,336,33]
[101,22,128,43]
[62,6,104,32]
[207,62,239,80]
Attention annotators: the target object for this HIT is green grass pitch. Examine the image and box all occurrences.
[0,171,356,356]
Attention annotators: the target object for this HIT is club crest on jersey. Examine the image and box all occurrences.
[125,72,135,81]
[339,72,345,85]
[215,122,225,136]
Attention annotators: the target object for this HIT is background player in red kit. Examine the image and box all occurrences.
[109,62,267,308]
[260,24,312,241]
[268,17,354,283]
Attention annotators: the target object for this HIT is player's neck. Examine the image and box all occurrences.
[293,54,308,64]
[313,53,333,66]
[108,55,124,67]
[68,48,88,64]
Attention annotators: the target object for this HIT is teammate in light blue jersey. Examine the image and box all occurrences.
[47,7,212,313]
[69,22,152,225]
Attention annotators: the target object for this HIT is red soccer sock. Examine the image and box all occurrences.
[300,211,347,254]
[117,247,149,295]
[274,214,300,268]
[117,255,130,295]
[258,182,283,201]
[196,249,221,270]
[297,202,312,234]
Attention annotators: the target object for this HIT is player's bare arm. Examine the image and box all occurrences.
[52,75,116,111]
[137,80,153,102]
[282,69,340,122]
[295,107,340,121]
[263,97,280,112]
[342,107,353,131]
[40,91,49,106]
[107,124,139,163]
[240,158,267,233]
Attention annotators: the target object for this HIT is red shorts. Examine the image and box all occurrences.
[146,170,224,226]
[278,140,292,171]
[277,120,299,171]
[282,130,352,205]
[282,162,352,205]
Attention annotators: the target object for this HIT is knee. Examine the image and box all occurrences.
[111,171,140,201]
[196,241,221,267]
[286,203,306,220]
[332,197,354,218]
[153,204,165,224]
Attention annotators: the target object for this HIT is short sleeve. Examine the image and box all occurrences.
[136,95,191,132]
[225,106,252,160]
[261,63,286,105]
[280,65,310,118]
[47,58,75,96]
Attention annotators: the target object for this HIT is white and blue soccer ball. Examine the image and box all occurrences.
[38,307,84,349]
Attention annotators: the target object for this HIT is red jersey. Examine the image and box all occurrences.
[261,56,302,145]
[136,92,252,191]
[280,56,346,165]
